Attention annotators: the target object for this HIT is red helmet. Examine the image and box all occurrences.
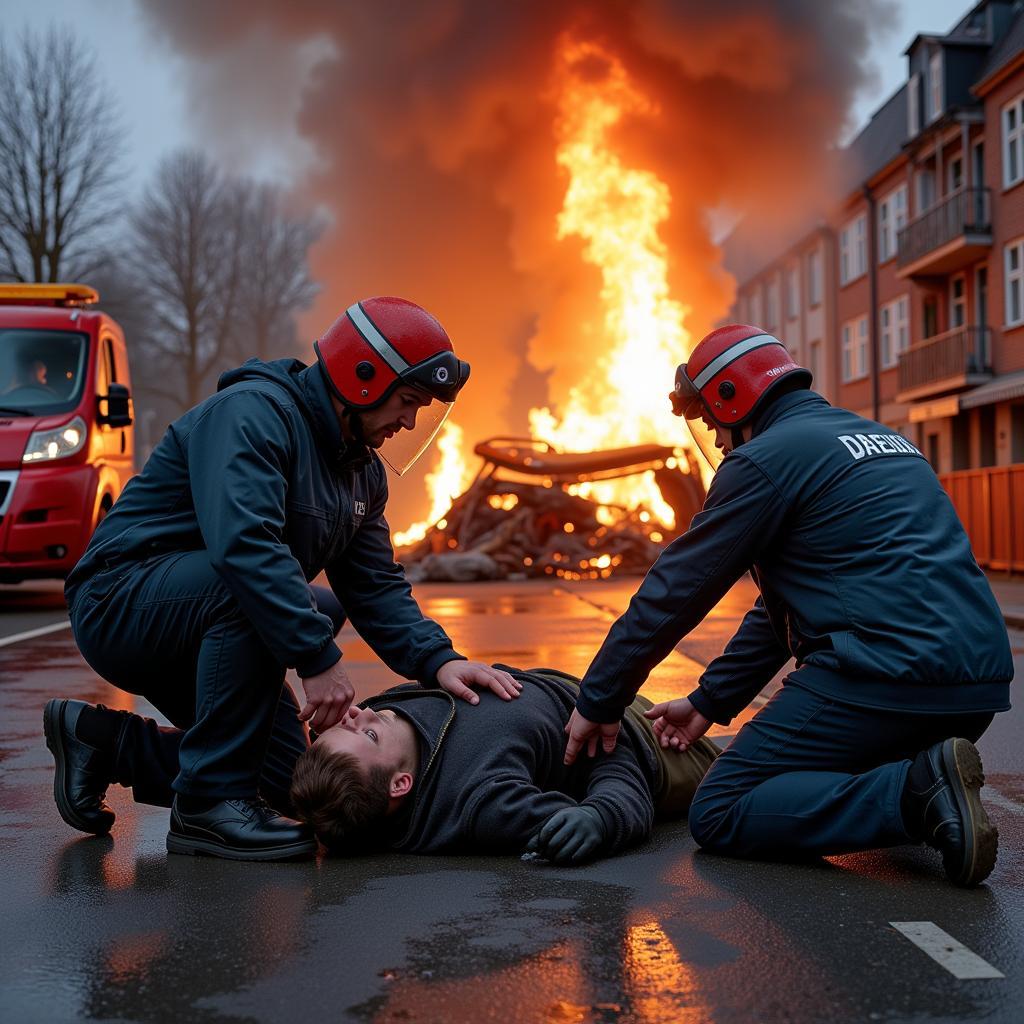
[670,324,811,429]
[314,296,470,410]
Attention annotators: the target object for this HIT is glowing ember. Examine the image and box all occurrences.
[529,37,692,528]
[392,421,471,547]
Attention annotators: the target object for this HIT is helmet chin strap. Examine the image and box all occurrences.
[730,426,746,450]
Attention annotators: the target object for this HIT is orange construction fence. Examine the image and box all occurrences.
[939,463,1024,573]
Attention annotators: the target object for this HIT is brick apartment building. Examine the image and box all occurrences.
[725,0,1024,570]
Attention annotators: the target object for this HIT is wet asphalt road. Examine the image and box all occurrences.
[1,578,1021,1023]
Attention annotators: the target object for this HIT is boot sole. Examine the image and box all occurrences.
[941,738,998,887]
[166,832,317,862]
[43,699,113,836]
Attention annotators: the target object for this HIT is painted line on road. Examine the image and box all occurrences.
[982,785,1024,816]
[0,619,72,648]
[890,922,1004,979]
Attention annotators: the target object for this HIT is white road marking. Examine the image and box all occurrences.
[0,619,72,648]
[890,922,1004,979]
[982,785,1024,816]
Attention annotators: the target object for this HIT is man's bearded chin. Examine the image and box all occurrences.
[346,410,370,446]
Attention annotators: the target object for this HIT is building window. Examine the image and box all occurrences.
[1003,93,1024,189]
[908,72,921,137]
[807,248,822,307]
[842,316,869,382]
[878,185,907,263]
[840,214,867,285]
[1006,238,1024,327]
[928,50,943,123]
[923,297,939,338]
[809,340,821,388]
[916,168,936,213]
[785,265,799,319]
[948,156,963,194]
[950,275,966,328]
[749,288,762,328]
[880,295,909,369]
[765,276,779,329]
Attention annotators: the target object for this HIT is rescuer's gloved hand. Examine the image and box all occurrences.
[527,806,608,865]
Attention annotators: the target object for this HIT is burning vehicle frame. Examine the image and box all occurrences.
[398,435,706,582]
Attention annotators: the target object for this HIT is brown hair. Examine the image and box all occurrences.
[289,743,392,853]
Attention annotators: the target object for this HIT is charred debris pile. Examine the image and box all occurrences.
[397,438,705,582]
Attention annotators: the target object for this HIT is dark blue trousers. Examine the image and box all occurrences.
[688,682,993,858]
[67,551,345,810]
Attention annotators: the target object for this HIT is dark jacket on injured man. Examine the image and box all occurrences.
[65,357,460,683]
[576,390,1013,727]
[363,668,695,856]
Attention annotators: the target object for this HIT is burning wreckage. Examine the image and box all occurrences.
[396,438,705,583]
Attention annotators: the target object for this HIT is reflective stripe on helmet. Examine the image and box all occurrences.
[691,333,783,390]
[346,302,410,375]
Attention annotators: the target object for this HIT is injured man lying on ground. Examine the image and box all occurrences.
[290,667,719,864]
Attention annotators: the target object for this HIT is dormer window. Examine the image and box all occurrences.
[928,50,944,122]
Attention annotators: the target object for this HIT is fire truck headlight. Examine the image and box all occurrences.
[23,416,88,463]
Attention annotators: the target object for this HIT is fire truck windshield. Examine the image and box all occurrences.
[0,329,88,416]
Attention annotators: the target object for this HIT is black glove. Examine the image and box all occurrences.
[526,806,608,865]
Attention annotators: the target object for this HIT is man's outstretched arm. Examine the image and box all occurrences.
[687,596,790,724]
[567,454,790,761]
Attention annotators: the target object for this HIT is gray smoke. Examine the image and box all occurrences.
[137,0,896,523]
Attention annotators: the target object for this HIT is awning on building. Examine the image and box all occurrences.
[959,370,1024,410]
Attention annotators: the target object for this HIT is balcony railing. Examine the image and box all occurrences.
[898,325,992,397]
[896,187,991,271]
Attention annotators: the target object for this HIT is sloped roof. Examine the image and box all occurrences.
[976,8,1024,85]
[841,84,908,195]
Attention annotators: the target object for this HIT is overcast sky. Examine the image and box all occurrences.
[4,0,977,199]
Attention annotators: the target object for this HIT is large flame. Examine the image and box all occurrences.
[392,421,471,547]
[394,36,692,544]
[529,37,691,527]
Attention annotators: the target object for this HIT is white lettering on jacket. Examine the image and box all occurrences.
[838,433,922,460]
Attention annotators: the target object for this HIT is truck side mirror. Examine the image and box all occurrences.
[98,382,133,428]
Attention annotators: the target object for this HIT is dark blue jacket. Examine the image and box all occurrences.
[66,359,462,682]
[366,668,658,855]
[576,390,1013,725]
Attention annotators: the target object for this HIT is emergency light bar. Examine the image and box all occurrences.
[0,283,99,307]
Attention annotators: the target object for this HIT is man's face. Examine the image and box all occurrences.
[357,386,432,449]
[315,705,407,773]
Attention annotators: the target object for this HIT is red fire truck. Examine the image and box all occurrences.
[0,284,134,582]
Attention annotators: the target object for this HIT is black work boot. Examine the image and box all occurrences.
[167,797,317,861]
[43,699,119,835]
[902,738,998,887]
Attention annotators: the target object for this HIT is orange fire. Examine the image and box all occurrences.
[392,421,472,547]
[394,36,694,544]
[528,37,692,528]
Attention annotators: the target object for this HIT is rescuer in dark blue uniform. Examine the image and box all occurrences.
[564,324,1013,886]
[45,297,519,861]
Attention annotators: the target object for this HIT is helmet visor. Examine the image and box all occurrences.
[377,396,453,476]
[670,363,704,420]
[684,417,726,472]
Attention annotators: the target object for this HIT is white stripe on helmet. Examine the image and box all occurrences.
[346,302,410,374]
[691,333,784,391]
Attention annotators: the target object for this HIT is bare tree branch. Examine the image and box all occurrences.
[0,26,124,283]
[119,151,319,419]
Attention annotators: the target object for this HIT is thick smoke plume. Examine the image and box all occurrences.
[137,0,894,526]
